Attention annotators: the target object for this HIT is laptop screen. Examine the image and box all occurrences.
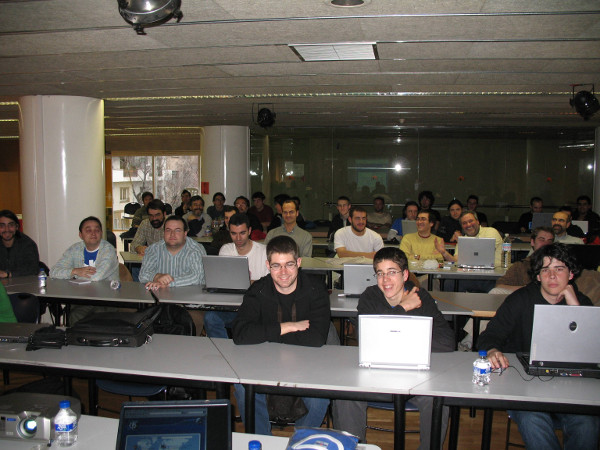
[202,255,251,292]
[116,400,231,450]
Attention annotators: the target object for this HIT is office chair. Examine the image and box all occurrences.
[123,202,141,216]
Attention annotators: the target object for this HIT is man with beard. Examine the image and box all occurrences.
[0,209,40,278]
[551,211,583,244]
[366,196,392,233]
[334,206,383,258]
[183,195,211,237]
[131,199,167,255]
[139,215,206,290]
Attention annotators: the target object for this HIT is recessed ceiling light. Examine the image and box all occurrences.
[329,0,370,7]
[290,42,378,61]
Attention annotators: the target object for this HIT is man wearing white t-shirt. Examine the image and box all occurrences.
[204,213,269,338]
[334,206,384,258]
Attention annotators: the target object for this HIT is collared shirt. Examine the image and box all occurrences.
[139,237,206,287]
[264,224,313,257]
[131,218,164,253]
[50,240,119,281]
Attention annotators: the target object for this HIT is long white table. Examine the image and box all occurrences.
[211,339,464,450]
[414,265,506,291]
[411,352,600,450]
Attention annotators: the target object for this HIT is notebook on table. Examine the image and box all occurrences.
[343,264,376,297]
[516,305,600,378]
[116,399,231,450]
[202,255,251,293]
[359,315,433,370]
[457,237,496,269]
[0,323,47,343]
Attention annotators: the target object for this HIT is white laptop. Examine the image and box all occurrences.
[343,264,376,297]
[572,220,588,234]
[457,237,496,269]
[359,315,433,370]
[401,220,417,235]
[517,305,600,378]
[202,255,251,293]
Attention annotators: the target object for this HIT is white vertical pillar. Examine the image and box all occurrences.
[19,95,105,267]
[201,126,250,203]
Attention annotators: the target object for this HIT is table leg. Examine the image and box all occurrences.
[481,408,494,450]
[89,378,98,416]
[427,275,433,291]
[393,394,406,450]
[431,396,444,450]
[244,384,255,434]
[452,316,460,351]
[448,406,460,450]
[472,317,481,351]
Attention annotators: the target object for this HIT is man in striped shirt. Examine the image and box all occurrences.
[139,215,206,290]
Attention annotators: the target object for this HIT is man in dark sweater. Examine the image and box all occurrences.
[333,247,454,448]
[0,210,40,279]
[478,243,599,450]
[232,235,331,435]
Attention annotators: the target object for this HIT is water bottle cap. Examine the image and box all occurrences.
[59,400,70,409]
[248,440,262,449]
[478,350,487,357]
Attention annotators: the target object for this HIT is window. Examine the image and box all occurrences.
[119,187,129,202]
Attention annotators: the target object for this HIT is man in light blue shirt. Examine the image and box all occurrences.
[139,215,206,289]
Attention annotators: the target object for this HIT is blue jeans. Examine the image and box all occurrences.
[509,410,600,450]
[204,311,237,339]
[234,384,329,435]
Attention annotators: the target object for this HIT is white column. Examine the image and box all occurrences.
[19,95,105,267]
[201,126,250,202]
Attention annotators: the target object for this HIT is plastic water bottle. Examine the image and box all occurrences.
[502,234,512,268]
[248,440,262,450]
[472,350,492,386]
[54,400,78,447]
[38,269,47,288]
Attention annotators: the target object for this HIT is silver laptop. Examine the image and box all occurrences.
[457,237,496,269]
[517,305,600,378]
[572,220,588,234]
[401,220,417,235]
[202,255,251,293]
[359,315,433,370]
[531,212,554,230]
[343,264,376,297]
[0,323,47,343]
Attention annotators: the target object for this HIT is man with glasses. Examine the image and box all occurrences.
[400,210,447,262]
[232,235,331,435]
[139,215,206,290]
[0,209,39,278]
[334,206,383,258]
[478,243,598,449]
[264,199,312,257]
[333,247,454,447]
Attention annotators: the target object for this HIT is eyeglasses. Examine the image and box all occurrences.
[0,222,17,230]
[540,266,568,276]
[269,261,297,271]
[375,270,402,279]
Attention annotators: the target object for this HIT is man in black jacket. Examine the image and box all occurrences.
[478,243,599,450]
[232,235,331,435]
[333,247,454,448]
[0,210,40,279]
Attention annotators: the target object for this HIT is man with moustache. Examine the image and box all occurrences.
[0,210,39,279]
[183,195,212,237]
[551,211,583,244]
[334,206,383,258]
[131,199,167,255]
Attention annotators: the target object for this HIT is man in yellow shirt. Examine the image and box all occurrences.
[400,210,446,262]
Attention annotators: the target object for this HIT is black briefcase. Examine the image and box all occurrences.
[66,305,161,347]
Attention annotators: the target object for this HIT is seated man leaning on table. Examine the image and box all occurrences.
[50,216,119,324]
[477,243,599,450]
[231,235,331,435]
[334,206,384,258]
[333,247,454,448]
[204,213,269,338]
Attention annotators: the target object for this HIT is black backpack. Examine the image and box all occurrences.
[153,304,196,336]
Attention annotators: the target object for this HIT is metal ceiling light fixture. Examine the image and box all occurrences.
[569,84,600,121]
[118,0,183,35]
[257,108,276,128]
[330,0,369,6]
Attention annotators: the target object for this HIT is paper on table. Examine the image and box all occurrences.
[69,279,92,284]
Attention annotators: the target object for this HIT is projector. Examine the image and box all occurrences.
[0,393,81,442]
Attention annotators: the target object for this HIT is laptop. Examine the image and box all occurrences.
[571,220,588,234]
[517,305,600,378]
[457,237,496,269]
[531,212,554,230]
[202,255,251,293]
[343,264,376,297]
[359,315,433,370]
[116,400,231,450]
[401,220,418,235]
[0,323,47,343]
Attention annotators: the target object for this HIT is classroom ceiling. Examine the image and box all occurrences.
[0,0,599,139]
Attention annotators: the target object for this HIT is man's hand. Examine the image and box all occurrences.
[450,230,462,242]
[146,273,174,289]
[136,246,148,256]
[487,348,509,369]
[400,286,422,311]
[71,267,96,278]
[280,320,310,335]
[557,284,580,305]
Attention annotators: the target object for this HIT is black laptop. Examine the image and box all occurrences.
[116,399,231,450]
[517,305,600,378]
